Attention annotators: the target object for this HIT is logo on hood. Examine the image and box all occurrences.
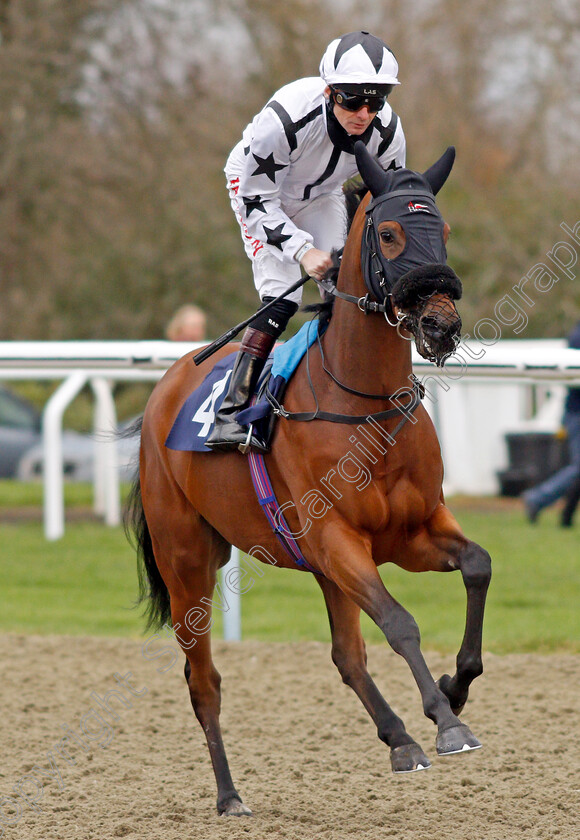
[407,201,431,213]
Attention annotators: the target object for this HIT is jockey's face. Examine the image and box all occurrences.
[325,86,377,135]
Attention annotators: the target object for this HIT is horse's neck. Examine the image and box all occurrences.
[319,202,414,397]
[322,278,413,397]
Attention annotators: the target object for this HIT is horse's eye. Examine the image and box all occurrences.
[381,230,394,244]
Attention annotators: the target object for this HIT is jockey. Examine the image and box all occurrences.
[206,30,406,452]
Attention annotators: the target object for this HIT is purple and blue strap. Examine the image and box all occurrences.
[247,451,320,575]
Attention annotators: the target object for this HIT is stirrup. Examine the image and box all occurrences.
[238,425,254,455]
[238,424,270,455]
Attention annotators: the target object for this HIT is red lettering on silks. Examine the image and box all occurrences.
[234,199,264,257]
[229,177,240,195]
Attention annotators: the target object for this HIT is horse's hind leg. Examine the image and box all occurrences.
[152,515,251,817]
[437,540,492,716]
[181,625,252,817]
[316,576,431,773]
[182,651,250,815]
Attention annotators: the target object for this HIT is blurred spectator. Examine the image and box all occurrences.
[561,471,580,527]
[523,320,580,524]
[165,305,207,342]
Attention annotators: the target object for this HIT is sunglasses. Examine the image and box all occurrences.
[331,87,390,113]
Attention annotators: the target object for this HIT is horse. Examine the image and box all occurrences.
[126,141,492,816]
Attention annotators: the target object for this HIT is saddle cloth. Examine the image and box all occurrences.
[165,320,321,452]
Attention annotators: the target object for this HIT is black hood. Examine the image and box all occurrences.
[365,169,447,288]
[355,142,462,303]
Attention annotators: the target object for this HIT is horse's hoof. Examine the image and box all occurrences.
[390,743,432,773]
[437,674,466,716]
[436,723,482,756]
[219,798,253,817]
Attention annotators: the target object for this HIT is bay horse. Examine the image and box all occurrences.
[127,142,492,816]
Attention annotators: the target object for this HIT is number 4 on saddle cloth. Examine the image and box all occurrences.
[165,320,323,454]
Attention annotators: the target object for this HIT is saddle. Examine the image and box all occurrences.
[165,320,322,454]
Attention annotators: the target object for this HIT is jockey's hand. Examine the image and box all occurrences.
[300,247,333,281]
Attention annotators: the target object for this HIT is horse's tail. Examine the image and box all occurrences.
[124,420,172,631]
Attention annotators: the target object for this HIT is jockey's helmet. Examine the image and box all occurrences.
[319,31,400,95]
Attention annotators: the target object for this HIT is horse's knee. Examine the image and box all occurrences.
[381,606,421,656]
[459,542,491,590]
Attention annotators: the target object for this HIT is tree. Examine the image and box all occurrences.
[1,0,578,341]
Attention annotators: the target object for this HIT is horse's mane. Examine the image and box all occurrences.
[302,179,367,326]
[343,177,368,227]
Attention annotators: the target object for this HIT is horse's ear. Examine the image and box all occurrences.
[422,146,456,195]
[354,141,390,197]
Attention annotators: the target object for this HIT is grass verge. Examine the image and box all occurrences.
[0,483,578,652]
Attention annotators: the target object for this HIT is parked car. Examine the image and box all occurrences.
[16,420,139,483]
[0,385,42,478]
[0,384,138,481]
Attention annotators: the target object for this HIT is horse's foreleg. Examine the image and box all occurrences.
[316,576,431,773]
[437,540,492,715]
[322,530,482,757]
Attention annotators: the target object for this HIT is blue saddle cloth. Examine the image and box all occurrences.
[165,320,321,452]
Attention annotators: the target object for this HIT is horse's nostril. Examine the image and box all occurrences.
[421,317,437,330]
[421,317,446,337]
[421,316,460,338]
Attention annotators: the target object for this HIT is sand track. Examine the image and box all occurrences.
[0,634,578,839]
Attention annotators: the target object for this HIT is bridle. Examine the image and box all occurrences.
[315,189,461,336]
[265,189,460,426]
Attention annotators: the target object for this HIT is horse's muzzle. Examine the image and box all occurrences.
[396,290,461,366]
[418,309,462,365]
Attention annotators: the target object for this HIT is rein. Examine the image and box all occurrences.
[265,314,423,427]
[316,275,390,316]
[316,325,415,401]
[262,204,426,428]
[266,378,422,426]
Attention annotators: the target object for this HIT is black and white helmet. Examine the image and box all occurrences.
[319,31,400,90]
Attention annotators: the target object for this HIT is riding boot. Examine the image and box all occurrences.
[205,327,276,453]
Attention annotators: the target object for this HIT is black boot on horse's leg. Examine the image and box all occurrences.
[205,296,298,453]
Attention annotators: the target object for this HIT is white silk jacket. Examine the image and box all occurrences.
[225,77,406,264]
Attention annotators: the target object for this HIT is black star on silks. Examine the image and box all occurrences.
[243,195,266,217]
[263,222,292,251]
[251,152,287,183]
